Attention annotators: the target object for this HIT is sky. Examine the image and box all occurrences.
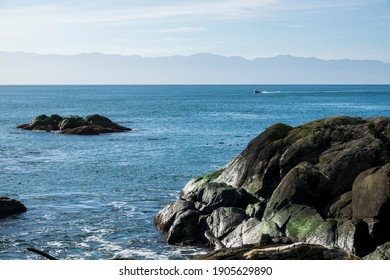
[0,0,389,61]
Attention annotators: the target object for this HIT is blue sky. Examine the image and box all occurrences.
[0,0,389,61]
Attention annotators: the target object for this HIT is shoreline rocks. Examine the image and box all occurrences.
[0,197,27,218]
[17,114,131,135]
[194,242,359,260]
[155,116,390,259]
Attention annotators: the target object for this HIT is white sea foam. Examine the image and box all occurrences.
[113,248,165,260]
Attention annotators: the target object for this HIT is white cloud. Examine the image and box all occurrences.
[159,27,206,33]
[0,0,279,26]
[276,0,387,11]
[0,0,385,27]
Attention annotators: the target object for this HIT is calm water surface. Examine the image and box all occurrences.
[0,85,389,259]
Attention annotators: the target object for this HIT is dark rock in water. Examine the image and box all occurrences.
[61,126,100,135]
[17,114,64,131]
[155,116,390,259]
[166,209,200,245]
[155,181,256,245]
[17,114,131,135]
[0,197,27,218]
[153,199,200,245]
[84,114,131,132]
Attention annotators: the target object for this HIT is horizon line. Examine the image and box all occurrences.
[1,84,390,86]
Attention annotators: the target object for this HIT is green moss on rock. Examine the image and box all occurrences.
[194,169,224,183]
[32,114,49,122]
[286,206,325,239]
[59,116,88,130]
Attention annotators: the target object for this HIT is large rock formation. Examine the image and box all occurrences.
[155,116,390,259]
[17,114,131,135]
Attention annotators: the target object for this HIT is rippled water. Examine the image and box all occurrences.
[0,85,389,259]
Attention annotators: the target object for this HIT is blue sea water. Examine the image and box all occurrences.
[0,84,389,260]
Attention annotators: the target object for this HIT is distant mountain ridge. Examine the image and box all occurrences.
[1,52,389,84]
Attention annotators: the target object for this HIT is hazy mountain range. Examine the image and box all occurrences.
[1,52,389,84]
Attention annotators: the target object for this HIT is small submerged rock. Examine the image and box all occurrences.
[0,197,27,218]
[17,114,131,135]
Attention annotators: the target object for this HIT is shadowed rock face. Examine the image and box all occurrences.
[17,114,131,135]
[155,116,390,259]
[352,163,390,220]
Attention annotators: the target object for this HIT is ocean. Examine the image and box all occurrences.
[0,84,389,259]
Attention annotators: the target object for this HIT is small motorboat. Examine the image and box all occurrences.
[253,89,262,94]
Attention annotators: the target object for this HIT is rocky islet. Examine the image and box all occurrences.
[155,116,390,259]
[17,114,131,135]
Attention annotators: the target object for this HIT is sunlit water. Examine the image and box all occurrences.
[0,85,389,259]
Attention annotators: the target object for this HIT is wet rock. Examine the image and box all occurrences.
[17,114,64,131]
[85,114,131,132]
[61,126,100,135]
[154,199,196,234]
[0,197,27,218]
[155,182,255,245]
[166,209,200,245]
